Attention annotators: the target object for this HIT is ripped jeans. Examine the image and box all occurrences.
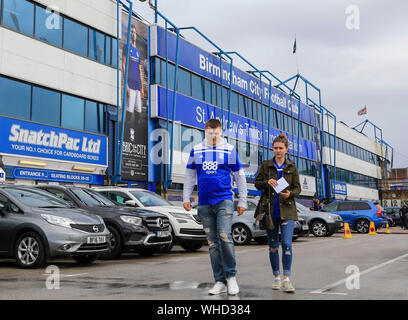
[198,199,236,283]
[266,218,295,277]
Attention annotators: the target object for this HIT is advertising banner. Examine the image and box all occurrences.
[154,86,317,161]
[152,26,314,126]
[331,181,347,196]
[120,12,149,181]
[0,116,107,166]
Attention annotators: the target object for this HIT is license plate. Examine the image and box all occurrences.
[156,231,170,237]
[87,236,106,244]
[339,222,344,227]
[302,225,309,230]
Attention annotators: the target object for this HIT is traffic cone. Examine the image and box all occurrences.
[386,223,391,234]
[368,222,377,235]
[343,223,353,239]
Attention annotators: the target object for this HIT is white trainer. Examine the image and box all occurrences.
[227,276,239,295]
[208,281,227,295]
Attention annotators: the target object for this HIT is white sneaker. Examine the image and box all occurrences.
[227,276,239,295]
[208,281,227,295]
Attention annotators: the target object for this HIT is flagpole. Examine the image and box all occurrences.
[295,34,299,74]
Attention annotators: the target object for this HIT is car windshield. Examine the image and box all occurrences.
[70,188,116,207]
[129,190,173,207]
[6,187,70,208]
[295,202,308,212]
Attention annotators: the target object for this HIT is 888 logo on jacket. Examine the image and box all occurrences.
[202,161,218,174]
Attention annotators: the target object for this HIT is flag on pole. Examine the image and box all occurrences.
[357,106,367,116]
[293,36,297,54]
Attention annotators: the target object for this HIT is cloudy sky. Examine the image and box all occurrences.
[131,0,408,168]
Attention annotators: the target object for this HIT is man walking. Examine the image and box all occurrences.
[399,202,408,230]
[183,119,247,296]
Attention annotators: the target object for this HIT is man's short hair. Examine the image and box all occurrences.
[205,118,222,129]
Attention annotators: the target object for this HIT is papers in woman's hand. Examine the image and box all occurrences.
[272,177,289,193]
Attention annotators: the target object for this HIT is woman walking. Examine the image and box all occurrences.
[254,134,301,293]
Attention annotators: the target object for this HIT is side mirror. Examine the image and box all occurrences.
[0,203,5,217]
[125,200,138,207]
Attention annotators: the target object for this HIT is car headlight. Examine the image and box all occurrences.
[41,214,74,229]
[120,215,142,226]
[168,212,194,220]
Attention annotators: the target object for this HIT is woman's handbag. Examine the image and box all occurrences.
[255,167,275,230]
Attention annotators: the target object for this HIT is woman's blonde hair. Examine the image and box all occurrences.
[273,133,289,148]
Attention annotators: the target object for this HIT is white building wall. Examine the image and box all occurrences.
[0,1,119,105]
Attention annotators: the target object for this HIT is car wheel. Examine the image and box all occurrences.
[72,254,99,265]
[15,232,46,269]
[355,219,370,233]
[180,242,203,252]
[101,225,122,260]
[232,224,252,245]
[310,220,328,237]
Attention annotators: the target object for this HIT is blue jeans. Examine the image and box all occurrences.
[266,218,295,277]
[198,199,236,283]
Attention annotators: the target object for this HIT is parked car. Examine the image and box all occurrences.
[321,200,388,233]
[0,186,110,268]
[93,187,206,252]
[230,198,309,245]
[383,206,402,227]
[296,202,344,237]
[35,185,171,259]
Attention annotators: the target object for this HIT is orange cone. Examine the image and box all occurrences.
[386,223,391,234]
[343,223,353,239]
[368,222,377,235]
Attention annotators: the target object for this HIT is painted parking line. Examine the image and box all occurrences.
[310,252,408,295]
[41,273,89,278]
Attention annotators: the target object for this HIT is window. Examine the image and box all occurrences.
[85,101,105,134]
[35,5,62,47]
[106,191,132,205]
[211,82,217,106]
[89,29,105,63]
[177,68,191,96]
[2,0,34,36]
[0,76,30,120]
[105,36,111,65]
[191,73,204,101]
[150,57,160,84]
[338,202,354,211]
[61,94,84,131]
[31,87,61,126]
[204,79,212,104]
[322,201,338,212]
[229,91,238,114]
[63,17,88,57]
[353,202,371,211]
[111,38,118,68]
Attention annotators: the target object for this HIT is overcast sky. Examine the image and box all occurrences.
[131,0,408,168]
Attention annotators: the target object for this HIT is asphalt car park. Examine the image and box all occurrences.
[1,227,407,300]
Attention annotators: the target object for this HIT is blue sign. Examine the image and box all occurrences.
[332,182,347,196]
[153,26,315,126]
[9,167,104,185]
[155,86,317,161]
[0,117,108,166]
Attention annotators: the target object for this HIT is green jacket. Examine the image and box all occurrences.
[254,157,301,221]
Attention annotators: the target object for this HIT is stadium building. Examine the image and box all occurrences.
[0,0,392,204]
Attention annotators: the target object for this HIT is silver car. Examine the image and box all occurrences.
[231,198,309,245]
[0,186,110,268]
[296,202,344,237]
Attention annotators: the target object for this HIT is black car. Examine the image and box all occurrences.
[35,185,172,259]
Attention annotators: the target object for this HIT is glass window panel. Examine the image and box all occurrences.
[85,100,105,134]
[177,68,191,96]
[89,29,105,63]
[204,79,211,104]
[105,36,111,65]
[63,17,88,56]
[2,0,34,36]
[150,57,160,84]
[191,73,205,101]
[0,76,31,120]
[111,38,118,68]
[229,90,237,113]
[211,82,217,106]
[35,6,62,47]
[31,87,60,126]
[251,100,257,122]
[216,84,221,107]
[256,103,262,122]
[61,94,84,130]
